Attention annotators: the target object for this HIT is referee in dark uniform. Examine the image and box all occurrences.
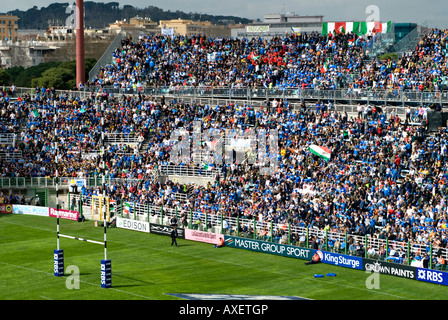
[171,226,178,247]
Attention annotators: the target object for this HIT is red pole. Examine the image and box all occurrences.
[76,0,85,88]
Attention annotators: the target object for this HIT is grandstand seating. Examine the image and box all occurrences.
[1,27,448,268]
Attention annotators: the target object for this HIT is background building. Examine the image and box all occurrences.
[0,14,19,41]
[231,13,324,39]
[0,41,57,68]
[108,16,159,35]
[159,18,230,37]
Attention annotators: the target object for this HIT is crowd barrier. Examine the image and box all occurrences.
[11,86,448,111]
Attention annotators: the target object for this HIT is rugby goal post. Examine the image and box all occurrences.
[54,192,111,288]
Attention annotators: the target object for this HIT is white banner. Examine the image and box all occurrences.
[68,178,86,188]
[161,28,175,37]
[13,205,49,217]
[207,52,216,62]
[246,25,269,33]
[116,217,150,233]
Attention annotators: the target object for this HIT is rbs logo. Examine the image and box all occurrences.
[54,253,59,274]
[53,250,64,276]
[417,268,445,284]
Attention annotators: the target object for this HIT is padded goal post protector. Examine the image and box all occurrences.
[91,195,111,222]
[101,259,112,288]
[54,249,64,277]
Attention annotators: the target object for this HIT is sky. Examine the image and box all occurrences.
[2,0,448,28]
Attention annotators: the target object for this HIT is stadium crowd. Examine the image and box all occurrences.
[1,27,448,264]
[87,28,448,92]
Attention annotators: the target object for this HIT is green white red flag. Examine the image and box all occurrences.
[320,61,328,73]
[308,145,331,161]
[322,21,392,35]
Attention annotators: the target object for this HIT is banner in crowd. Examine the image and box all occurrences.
[207,52,216,62]
[48,208,79,221]
[161,28,175,37]
[116,217,150,233]
[308,145,331,161]
[224,236,312,260]
[68,178,86,189]
[0,204,13,214]
[185,229,223,245]
[322,21,392,35]
[291,27,301,35]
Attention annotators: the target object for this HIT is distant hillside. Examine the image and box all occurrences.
[3,1,252,30]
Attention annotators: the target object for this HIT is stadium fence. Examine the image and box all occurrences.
[11,86,448,110]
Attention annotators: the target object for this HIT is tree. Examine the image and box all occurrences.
[0,68,11,85]
[6,61,60,88]
[29,58,97,90]
[32,67,74,90]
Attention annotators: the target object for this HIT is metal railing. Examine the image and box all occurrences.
[0,150,22,162]
[8,86,448,115]
[0,133,16,146]
[0,175,154,189]
[160,164,218,178]
[105,133,140,145]
[81,85,448,106]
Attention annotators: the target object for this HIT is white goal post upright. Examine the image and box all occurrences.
[99,110,112,288]
[102,174,107,261]
[53,166,112,288]
[54,141,64,277]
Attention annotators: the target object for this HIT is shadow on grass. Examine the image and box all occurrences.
[112,273,156,287]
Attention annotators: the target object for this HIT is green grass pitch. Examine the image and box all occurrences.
[1,213,446,301]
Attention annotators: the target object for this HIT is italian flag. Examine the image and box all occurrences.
[308,145,331,161]
[123,202,133,215]
[320,61,328,73]
[368,21,392,34]
[343,129,353,139]
[322,21,391,35]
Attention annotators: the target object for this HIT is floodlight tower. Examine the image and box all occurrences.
[76,0,85,88]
